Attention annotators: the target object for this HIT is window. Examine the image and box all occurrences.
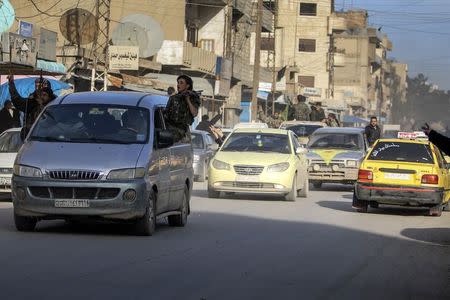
[308,133,364,151]
[368,142,434,164]
[300,3,317,16]
[298,39,316,52]
[199,39,214,52]
[0,131,22,153]
[222,133,291,154]
[187,26,198,46]
[298,75,315,87]
[261,37,275,51]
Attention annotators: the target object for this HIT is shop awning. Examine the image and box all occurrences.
[36,60,67,75]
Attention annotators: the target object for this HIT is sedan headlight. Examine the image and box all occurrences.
[212,159,230,170]
[13,165,42,178]
[346,160,358,167]
[267,162,290,173]
[107,168,145,180]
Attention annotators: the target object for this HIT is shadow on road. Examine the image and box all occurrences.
[401,227,450,246]
[317,200,431,216]
[312,184,354,192]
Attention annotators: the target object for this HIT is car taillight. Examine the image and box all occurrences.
[421,174,439,184]
[358,169,373,182]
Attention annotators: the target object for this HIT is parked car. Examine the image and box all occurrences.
[307,127,369,188]
[279,121,327,146]
[192,130,218,182]
[12,91,193,236]
[354,135,450,216]
[0,128,23,195]
[208,128,309,201]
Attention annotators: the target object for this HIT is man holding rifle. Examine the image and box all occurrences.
[8,74,57,140]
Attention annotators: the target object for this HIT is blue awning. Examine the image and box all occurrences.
[343,115,369,124]
[36,60,67,74]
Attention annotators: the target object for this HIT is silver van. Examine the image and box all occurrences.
[12,92,193,236]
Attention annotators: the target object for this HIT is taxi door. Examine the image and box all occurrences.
[434,147,450,203]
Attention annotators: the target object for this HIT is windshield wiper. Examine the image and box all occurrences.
[29,136,66,142]
[69,137,132,144]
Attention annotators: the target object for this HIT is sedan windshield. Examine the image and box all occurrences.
[30,104,149,144]
[286,125,322,137]
[221,133,291,154]
[0,131,22,152]
[308,133,363,151]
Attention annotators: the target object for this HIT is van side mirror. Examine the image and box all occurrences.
[157,130,174,148]
[296,147,308,155]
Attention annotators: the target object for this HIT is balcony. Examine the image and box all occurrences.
[156,41,217,75]
[328,15,347,34]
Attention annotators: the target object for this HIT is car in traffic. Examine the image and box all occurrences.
[279,121,326,146]
[307,127,368,188]
[192,130,218,182]
[0,128,23,194]
[353,134,450,216]
[208,128,309,201]
[12,92,193,235]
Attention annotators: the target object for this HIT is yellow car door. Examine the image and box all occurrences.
[291,132,307,188]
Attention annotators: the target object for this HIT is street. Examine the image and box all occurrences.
[0,183,448,300]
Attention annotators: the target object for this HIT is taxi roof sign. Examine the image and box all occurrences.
[397,131,428,140]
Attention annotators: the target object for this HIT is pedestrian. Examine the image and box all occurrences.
[167,86,175,96]
[8,74,57,140]
[365,116,381,146]
[290,95,311,121]
[164,75,200,143]
[196,112,222,136]
[326,113,340,127]
[310,101,326,122]
[422,123,450,156]
[0,100,21,134]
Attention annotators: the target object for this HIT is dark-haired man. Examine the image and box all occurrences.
[365,116,381,146]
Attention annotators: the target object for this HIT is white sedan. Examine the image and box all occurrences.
[0,128,23,194]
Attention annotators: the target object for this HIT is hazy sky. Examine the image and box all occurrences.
[335,0,450,90]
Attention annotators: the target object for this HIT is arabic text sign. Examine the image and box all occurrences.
[109,46,139,70]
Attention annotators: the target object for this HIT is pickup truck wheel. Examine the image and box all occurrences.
[134,193,156,236]
[14,211,37,232]
[297,176,309,198]
[285,175,297,201]
[352,193,368,213]
[208,186,220,198]
[168,187,189,227]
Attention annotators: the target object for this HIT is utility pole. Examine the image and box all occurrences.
[271,0,278,115]
[251,0,263,121]
[224,0,233,59]
[91,0,111,91]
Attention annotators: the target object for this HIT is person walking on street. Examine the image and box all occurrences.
[365,116,381,146]
[423,123,450,156]
[0,100,21,134]
[164,75,200,143]
[8,74,57,140]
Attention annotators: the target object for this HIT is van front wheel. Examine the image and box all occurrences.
[168,187,189,227]
[134,193,156,236]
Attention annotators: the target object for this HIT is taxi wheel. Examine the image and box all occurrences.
[168,187,189,227]
[298,176,309,198]
[14,212,37,232]
[285,175,297,201]
[134,193,156,236]
[428,205,443,217]
[352,193,368,213]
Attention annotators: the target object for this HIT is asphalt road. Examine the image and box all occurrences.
[0,183,449,300]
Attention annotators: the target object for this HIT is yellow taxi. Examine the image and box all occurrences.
[208,128,309,201]
[353,132,450,216]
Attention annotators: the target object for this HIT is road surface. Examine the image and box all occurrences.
[0,183,448,300]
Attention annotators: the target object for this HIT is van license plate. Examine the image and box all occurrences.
[384,173,410,180]
[55,200,90,208]
[0,177,11,186]
[236,175,260,182]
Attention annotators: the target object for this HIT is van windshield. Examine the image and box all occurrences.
[30,104,150,144]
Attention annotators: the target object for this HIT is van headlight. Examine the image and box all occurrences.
[267,162,290,173]
[107,168,145,180]
[346,160,358,167]
[212,159,230,170]
[13,165,42,178]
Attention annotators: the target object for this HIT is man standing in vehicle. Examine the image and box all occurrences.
[290,95,310,121]
[365,116,381,146]
[164,75,200,143]
[0,100,21,134]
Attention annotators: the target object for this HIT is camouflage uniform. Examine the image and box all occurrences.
[292,102,311,121]
[165,91,201,143]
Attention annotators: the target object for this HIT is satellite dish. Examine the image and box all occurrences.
[0,0,15,33]
[59,8,98,45]
[112,14,164,58]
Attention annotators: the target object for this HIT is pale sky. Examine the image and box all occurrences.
[335,0,450,90]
